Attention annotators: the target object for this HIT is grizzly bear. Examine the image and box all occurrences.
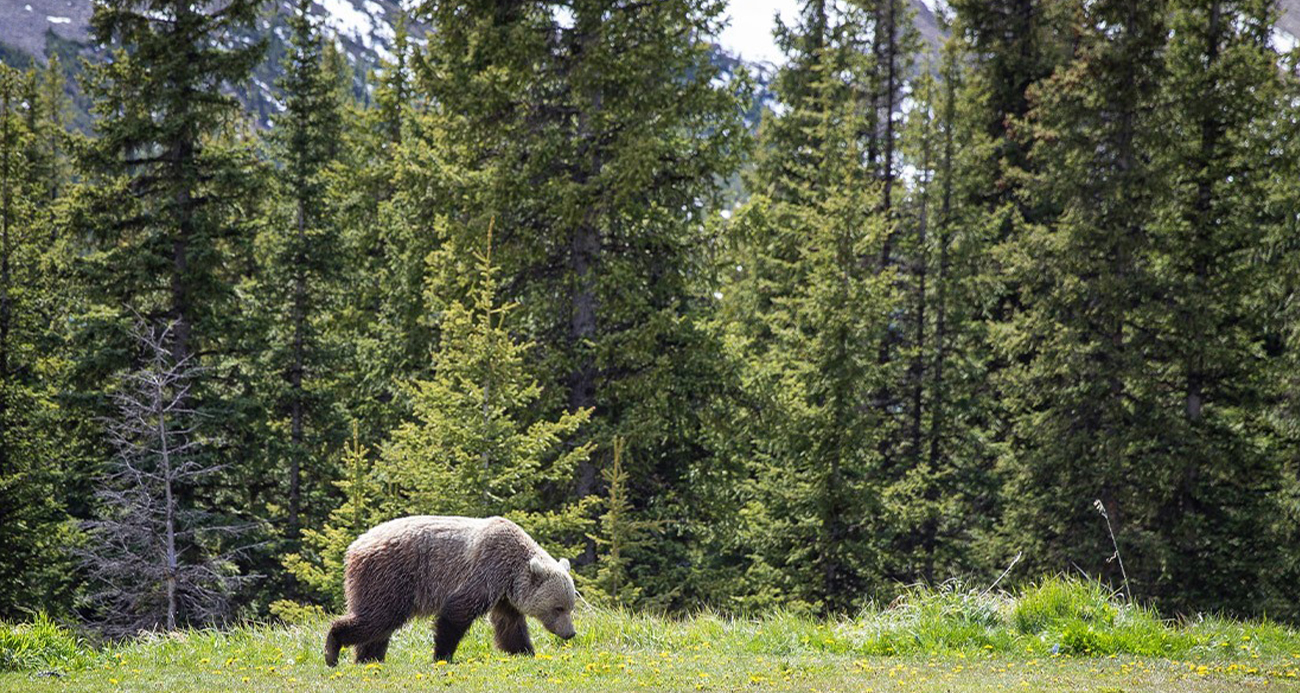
[324,515,577,666]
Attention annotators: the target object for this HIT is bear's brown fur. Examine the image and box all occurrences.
[324,515,576,666]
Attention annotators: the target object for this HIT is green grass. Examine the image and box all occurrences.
[5,577,1300,691]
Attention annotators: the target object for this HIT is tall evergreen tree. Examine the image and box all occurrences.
[378,224,595,555]
[259,0,347,541]
[407,0,748,598]
[998,0,1170,594]
[1139,0,1293,614]
[72,0,270,613]
[0,64,77,620]
[720,0,897,613]
[79,0,266,366]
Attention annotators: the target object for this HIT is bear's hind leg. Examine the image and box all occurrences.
[491,602,534,656]
[325,615,363,667]
[355,637,391,664]
[326,611,405,667]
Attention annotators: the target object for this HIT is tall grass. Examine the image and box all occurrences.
[0,613,86,672]
[3,576,1298,676]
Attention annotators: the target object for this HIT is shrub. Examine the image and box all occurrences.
[0,613,85,672]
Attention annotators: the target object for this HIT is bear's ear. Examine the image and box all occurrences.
[558,558,570,572]
[529,555,548,579]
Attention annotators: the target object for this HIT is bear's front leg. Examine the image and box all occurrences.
[356,637,390,663]
[434,589,492,663]
[491,602,534,655]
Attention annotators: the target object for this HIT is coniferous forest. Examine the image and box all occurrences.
[4,0,1300,635]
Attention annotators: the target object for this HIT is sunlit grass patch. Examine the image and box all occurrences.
[0,613,87,673]
[6,578,1300,691]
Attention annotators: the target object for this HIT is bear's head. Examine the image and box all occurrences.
[516,555,577,640]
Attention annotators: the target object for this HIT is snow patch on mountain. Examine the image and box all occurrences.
[917,0,948,15]
[1274,27,1298,54]
[318,0,374,44]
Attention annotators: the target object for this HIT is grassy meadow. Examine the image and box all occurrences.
[4,578,1300,691]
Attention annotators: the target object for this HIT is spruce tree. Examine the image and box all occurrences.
[282,424,380,611]
[721,0,897,613]
[1139,0,1292,614]
[408,0,747,598]
[72,0,270,611]
[259,0,347,541]
[0,64,76,620]
[378,223,595,554]
[999,0,1168,594]
[80,0,265,365]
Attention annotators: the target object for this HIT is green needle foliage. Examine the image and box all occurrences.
[0,65,78,621]
[282,423,380,613]
[256,0,349,543]
[378,223,596,555]
[998,0,1299,617]
[78,0,266,361]
[721,0,900,615]
[5,0,1300,625]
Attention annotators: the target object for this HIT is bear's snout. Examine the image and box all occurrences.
[544,615,576,640]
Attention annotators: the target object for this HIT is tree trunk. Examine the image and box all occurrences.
[567,13,603,564]
[928,45,957,474]
[1185,0,1220,428]
[170,7,196,368]
[877,0,899,269]
[909,86,933,463]
[156,351,178,631]
[569,217,597,480]
[289,197,306,539]
[0,84,11,479]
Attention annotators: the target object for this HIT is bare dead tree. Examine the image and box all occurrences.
[79,320,257,638]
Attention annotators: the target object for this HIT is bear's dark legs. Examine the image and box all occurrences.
[325,616,357,667]
[491,602,533,656]
[433,614,472,662]
[325,612,406,667]
[433,589,492,662]
[355,637,391,664]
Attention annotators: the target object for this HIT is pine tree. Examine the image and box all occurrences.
[328,21,424,448]
[282,423,379,611]
[886,53,976,585]
[0,64,77,620]
[1138,0,1293,614]
[591,437,656,607]
[408,0,748,597]
[998,0,1168,593]
[71,0,271,614]
[79,0,266,366]
[259,0,347,541]
[721,0,898,613]
[379,222,596,554]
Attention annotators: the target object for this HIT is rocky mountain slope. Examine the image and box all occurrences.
[1,0,1297,129]
[0,0,413,127]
